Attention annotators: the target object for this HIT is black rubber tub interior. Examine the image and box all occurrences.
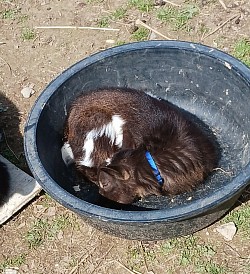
[24,41,250,240]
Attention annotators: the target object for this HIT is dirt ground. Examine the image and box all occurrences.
[0,0,250,273]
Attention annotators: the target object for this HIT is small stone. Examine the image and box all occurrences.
[17,222,26,229]
[128,24,138,34]
[235,18,240,24]
[57,230,64,240]
[149,31,157,40]
[154,0,165,6]
[46,206,56,217]
[3,268,19,274]
[106,39,115,44]
[215,222,237,241]
[33,204,46,215]
[21,86,35,98]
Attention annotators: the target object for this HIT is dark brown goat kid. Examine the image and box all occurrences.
[62,88,218,204]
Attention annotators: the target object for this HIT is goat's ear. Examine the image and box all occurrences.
[113,165,130,181]
[98,166,130,190]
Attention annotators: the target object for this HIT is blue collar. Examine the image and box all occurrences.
[145,151,164,186]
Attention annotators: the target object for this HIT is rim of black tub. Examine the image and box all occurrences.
[24,40,250,223]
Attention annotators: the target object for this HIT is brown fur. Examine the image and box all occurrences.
[64,88,218,204]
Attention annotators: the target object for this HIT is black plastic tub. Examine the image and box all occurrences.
[24,41,250,240]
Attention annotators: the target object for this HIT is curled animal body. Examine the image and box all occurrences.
[62,88,218,204]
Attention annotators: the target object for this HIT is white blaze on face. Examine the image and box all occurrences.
[61,142,74,166]
[79,115,125,167]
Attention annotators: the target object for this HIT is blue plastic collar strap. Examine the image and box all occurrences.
[145,151,164,186]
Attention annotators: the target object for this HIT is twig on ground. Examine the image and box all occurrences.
[202,14,240,40]
[218,0,227,10]
[0,42,6,45]
[139,241,150,273]
[35,25,120,31]
[163,0,181,7]
[115,260,139,274]
[224,242,250,260]
[89,245,114,274]
[0,56,13,75]
[135,19,173,40]
[200,29,208,41]
[3,0,15,5]
[132,269,142,274]
[2,129,19,161]
[69,246,97,274]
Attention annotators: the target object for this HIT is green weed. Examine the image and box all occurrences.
[85,0,104,3]
[223,203,250,238]
[1,9,18,19]
[198,23,210,35]
[127,236,226,273]
[127,245,143,271]
[233,38,250,67]
[97,7,127,28]
[97,16,110,28]
[0,8,29,29]
[68,257,78,268]
[160,236,226,273]
[196,261,226,274]
[115,40,127,46]
[18,14,29,23]
[157,4,199,30]
[129,0,154,12]
[157,6,177,23]
[127,243,156,272]
[131,27,149,41]
[161,238,179,254]
[48,215,71,239]
[40,193,55,208]
[111,7,127,20]
[21,27,36,40]
[25,219,50,248]
[25,215,71,248]
[0,254,26,271]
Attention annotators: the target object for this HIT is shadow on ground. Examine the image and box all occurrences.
[0,91,28,170]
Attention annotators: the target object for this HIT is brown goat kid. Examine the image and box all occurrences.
[62,88,217,204]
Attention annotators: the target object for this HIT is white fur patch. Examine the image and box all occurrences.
[111,115,125,147]
[79,115,125,167]
[61,142,74,166]
[79,132,95,167]
[99,121,116,144]
[105,158,111,165]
